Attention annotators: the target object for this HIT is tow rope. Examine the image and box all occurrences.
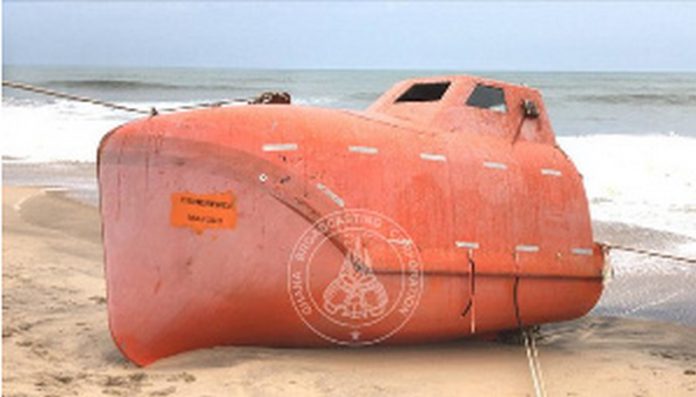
[600,242,696,265]
[2,80,257,115]
[513,276,548,397]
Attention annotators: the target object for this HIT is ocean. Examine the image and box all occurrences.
[3,66,696,325]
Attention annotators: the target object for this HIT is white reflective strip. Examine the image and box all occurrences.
[516,244,540,253]
[483,161,508,170]
[262,143,298,152]
[541,168,562,177]
[348,145,378,155]
[316,182,345,208]
[420,153,447,162]
[387,238,412,246]
[571,248,593,256]
[455,241,480,250]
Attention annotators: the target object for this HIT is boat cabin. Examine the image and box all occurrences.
[367,76,556,145]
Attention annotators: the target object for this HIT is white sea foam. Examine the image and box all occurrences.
[3,99,695,242]
[0,98,212,162]
[558,134,696,240]
[2,99,134,162]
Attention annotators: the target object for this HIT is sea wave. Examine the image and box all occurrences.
[567,93,696,106]
[45,79,181,90]
[3,99,695,240]
[347,91,382,101]
[43,79,252,92]
[558,133,696,239]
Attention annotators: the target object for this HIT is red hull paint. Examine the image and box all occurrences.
[98,75,604,366]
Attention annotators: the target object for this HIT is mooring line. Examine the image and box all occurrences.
[2,80,251,115]
[513,276,548,397]
[156,99,247,113]
[524,329,547,397]
[3,80,150,114]
[600,242,696,265]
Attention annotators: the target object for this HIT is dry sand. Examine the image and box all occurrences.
[3,185,696,396]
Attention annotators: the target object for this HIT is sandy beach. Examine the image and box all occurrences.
[2,181,696,396]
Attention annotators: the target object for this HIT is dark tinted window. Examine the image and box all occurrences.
[396,82,451,102]
[466,84,507,112]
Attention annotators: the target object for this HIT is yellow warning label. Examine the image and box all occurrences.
[170,191,237,234]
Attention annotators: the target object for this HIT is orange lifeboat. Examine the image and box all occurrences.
[98,75,605,366]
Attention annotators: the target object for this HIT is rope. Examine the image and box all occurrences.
[513,276,548,397]
[157,99,248,113]
[2,80,252,115]
[3,80,150,114]
[600,242,696,265]
[524,329,547,397]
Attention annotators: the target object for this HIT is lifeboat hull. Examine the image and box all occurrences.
[99,76,604,366]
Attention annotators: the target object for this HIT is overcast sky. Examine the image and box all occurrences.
[3,1,696,71]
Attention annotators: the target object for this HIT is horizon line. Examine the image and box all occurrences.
[4,64,696,74]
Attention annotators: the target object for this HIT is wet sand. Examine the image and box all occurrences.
[3,184,696,396]
[591,221,696,326]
